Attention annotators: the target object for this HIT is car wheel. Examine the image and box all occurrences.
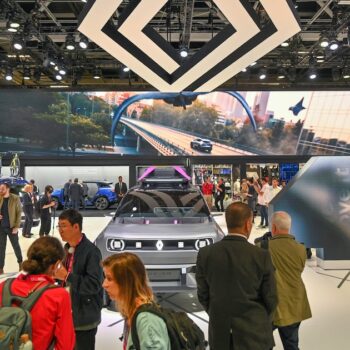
[51,197,62,210]
[95,196,109,210]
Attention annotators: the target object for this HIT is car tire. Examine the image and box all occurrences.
[51,196,62,210]
[95,196,109,210]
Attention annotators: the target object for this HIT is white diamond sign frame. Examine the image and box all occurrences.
[78,0,300,92]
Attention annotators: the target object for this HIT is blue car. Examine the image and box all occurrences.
[52,181,117,210]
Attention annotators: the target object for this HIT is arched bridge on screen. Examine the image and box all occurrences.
[110,91,257,146]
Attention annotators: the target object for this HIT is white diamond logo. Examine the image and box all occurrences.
[156,240,164,251]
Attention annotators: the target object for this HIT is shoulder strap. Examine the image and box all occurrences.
[131,303,163,350]
[261,238,269,250]
[1,278,16,307]
[1,278,58,311]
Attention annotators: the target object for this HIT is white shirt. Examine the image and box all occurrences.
[269,186,281,203]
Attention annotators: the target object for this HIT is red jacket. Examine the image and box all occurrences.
[0,274,75,350]
[202,182,214,195]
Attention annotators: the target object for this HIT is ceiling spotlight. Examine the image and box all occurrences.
[81,0,87,2]
[6,21,18,33]
[5,68,13,81]
[342,68,350,79]
[179,47,188,58]
[59,67,67,75]
[55,73,62,81]
[250,61,257,67]
[49,56,57,66]
[319,35,329,48]
[8,15,21,29]
[308,68,317,80]
[23,67,31,80]
[79,35,88,49]
[329,39,339,51]
[54,65,59,71]
[241,68,247,72]
[65,34,75,51]
[259,68,267,80]
[277,68,286,79]
[123,66,130,73]
[281,42,289,47]
[13,36,24,50]
[93,68,102,79]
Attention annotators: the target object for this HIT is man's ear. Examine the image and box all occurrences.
[271,223,276,235]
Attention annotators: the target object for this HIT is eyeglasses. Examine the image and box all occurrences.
[56,225,70,229]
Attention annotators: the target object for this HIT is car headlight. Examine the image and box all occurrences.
[107,239,125,251]
[195,239,212,251]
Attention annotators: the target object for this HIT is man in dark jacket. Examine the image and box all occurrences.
[114,176,127,205]
[0,183,23,274]
[63,179,72,209]
[69,178,83,211]
[196,202,277,350]
[55,209,103,350]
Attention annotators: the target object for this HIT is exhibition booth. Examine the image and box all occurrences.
[2,0,350,348]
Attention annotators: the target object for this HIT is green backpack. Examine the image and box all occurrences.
[0,278,56,350]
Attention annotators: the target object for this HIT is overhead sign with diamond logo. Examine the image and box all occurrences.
[78,0,300,92]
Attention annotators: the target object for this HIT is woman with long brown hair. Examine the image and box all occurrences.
[102,253,170,350]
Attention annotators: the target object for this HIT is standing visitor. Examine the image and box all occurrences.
[0,182,23,274]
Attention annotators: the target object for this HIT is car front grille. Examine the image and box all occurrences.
[106,238,213,251]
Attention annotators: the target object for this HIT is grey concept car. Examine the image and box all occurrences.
[95,170,224,292]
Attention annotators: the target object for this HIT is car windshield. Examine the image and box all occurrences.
[115,190,210,218]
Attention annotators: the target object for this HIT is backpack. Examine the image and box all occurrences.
[131,303,207,350]
[0,278,57,350]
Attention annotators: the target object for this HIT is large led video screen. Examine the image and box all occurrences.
[0,90,349,157]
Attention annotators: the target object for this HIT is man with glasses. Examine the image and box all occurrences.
[54,209,103,350]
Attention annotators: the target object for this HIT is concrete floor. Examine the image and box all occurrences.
[1,212,350,349]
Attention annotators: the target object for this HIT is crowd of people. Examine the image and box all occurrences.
[0,176,312,350]
[201,176,283,228]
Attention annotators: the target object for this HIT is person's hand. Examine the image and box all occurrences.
[54,262,68,281]
[12,228,19,234]
[50,201,56,207]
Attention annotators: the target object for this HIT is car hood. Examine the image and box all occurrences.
[101,220,222,240]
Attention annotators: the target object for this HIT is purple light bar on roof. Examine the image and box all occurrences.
[173,166,191,180]
[138,166,156,181]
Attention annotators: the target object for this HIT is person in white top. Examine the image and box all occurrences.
[255,178,270,228]
[269,178,282,203]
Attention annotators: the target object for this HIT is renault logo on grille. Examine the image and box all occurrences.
[156,240,164,251]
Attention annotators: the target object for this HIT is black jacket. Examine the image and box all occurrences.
[65,234,103,330]
[22,192,33,207]
[69,183,83,201]
[114,182,127,196]
[196,235,277,350]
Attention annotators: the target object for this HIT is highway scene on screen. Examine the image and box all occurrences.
[119,117,254,156]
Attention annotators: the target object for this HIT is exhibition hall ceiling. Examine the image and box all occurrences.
[0,0,350,90]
